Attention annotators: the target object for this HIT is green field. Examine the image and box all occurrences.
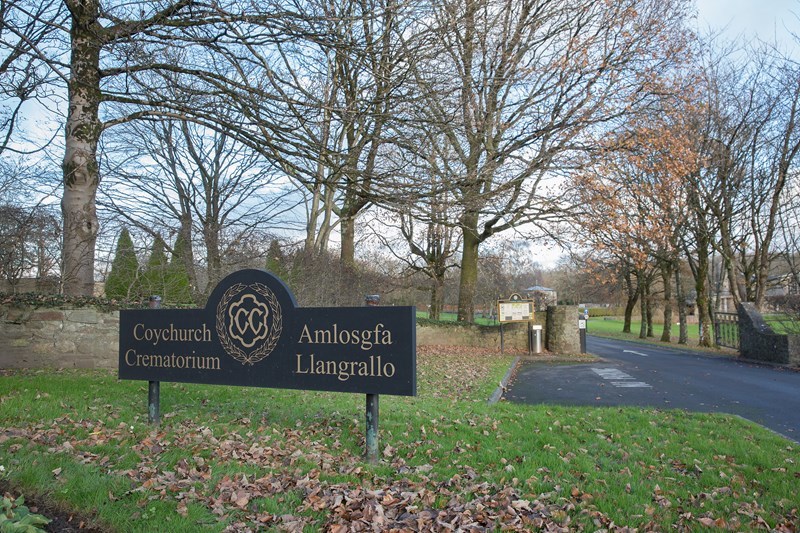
[764,314,800,335]
[416,310,499,325]
[587,317,701,342]
[586,317,741,354]
[590,314,800,350]
[1,347,798,531]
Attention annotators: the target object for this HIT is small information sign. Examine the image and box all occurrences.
[497,293,534,323]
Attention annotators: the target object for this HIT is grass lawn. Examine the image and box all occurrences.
[1,348,798,531]
[587,317,700,341]
[583,318,742,356]
[416,311,499,326]
[764,314,800,335]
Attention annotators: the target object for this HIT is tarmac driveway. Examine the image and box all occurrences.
[504,335,800,442]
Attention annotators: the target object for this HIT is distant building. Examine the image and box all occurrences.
[525,286,557,310]
[766,273,800,297]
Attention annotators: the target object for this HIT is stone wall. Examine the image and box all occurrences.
[0,304,119,369]
[546,305,581,354]
[416,320,541,351]
[738,302,800,367]
[1,305,558,370]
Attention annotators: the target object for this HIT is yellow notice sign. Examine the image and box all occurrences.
[497,300,534,323]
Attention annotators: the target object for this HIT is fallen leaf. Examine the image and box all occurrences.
[176,500,188,517]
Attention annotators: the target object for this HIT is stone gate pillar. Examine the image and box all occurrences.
[546,305,580,354]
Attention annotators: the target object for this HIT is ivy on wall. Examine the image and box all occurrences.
[0,292,189,311]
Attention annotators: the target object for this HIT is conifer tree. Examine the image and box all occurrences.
[167,234,194,305]
[142,235,168,301]
[265,239,289,282]
[105,228,140,300]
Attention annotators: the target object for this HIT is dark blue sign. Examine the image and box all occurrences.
[119,269,416,396]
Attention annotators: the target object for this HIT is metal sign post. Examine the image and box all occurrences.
[364,295,380,463]
[148,295,161,425]
[365,394,379,463]
[578,314,587,353]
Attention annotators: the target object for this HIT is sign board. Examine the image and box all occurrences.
[119,269,416,396]
[497,294,534,323]
[578,319,586,330]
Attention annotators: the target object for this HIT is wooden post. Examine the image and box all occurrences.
[148,295,161,425]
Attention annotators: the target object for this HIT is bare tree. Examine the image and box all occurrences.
[693,41,800,312]
[0,203,60,290]
[99,116,299,301]
[3,0,309,296]
[195,0,415,267]
[742,55,800,310]
[0,0,66,154]
[367,199,461,320]
[403,0,692,322]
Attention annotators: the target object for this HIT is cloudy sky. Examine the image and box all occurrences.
[695,0,799,47]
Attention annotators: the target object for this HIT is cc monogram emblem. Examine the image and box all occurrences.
[228,294,270,348]
[217,283,282,365]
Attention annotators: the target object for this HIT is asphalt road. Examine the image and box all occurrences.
[504,335,800,442]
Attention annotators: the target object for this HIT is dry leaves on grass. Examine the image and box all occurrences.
[2,348,798,531]
[416,345,515,401]
[8,414,799,531]
[3,415,595,531]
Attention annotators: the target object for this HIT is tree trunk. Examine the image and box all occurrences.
[695,244,714,347]
[340,214,356,269]
[660,262,673,342]
[623,269,639,334]
[429,275,444,321]
[675,264,688,344]
[457,214,480,323]
[646,286,654,337]
[61,1,102,296]
[638,271,648,339]
[204,223,222,295]
[304,183,323,255]
[177,219,200,304]
[718,216,743,309]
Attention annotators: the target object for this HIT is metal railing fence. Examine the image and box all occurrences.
[713,312,740,350]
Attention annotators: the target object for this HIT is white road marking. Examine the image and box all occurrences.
[623,350,649,357]
[592,368,652,388]
[610,381,652,388]
[592,368,632,380]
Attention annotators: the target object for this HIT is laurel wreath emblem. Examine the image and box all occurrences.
[216,283,282,365]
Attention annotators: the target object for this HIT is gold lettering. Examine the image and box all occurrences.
[299,325,313,344]
[292,353,397,382]
[131,323,213,346]
[296,323,394,350]
[295,353,309,373]
[124,350,220,370]
[317,327,333,344]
